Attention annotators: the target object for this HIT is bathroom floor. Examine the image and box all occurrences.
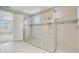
[0,41,65,53]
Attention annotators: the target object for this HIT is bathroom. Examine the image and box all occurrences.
[0,6,79,53]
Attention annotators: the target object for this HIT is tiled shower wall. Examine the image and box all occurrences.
[56,6,78,52]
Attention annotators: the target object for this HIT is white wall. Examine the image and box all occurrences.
[13,14,24,41]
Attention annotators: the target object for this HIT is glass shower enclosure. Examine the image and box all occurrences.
[24,9,57,52]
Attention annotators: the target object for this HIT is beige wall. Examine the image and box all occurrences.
[55,6,77,21]
[77,7,79,52]
[56,6,78,52]
[13,14,24,41]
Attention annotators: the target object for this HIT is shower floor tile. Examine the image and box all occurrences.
[0,41,49,53]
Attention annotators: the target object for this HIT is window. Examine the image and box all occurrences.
[0,10,13,34]
[34,15,41,24]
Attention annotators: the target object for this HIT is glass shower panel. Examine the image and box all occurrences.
[24,10,56,52]
[27,24,55,52]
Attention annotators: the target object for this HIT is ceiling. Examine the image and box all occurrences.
[9,6,53,15]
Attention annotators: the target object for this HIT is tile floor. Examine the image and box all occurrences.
[0,41,65,53]
[0,41,49,53]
